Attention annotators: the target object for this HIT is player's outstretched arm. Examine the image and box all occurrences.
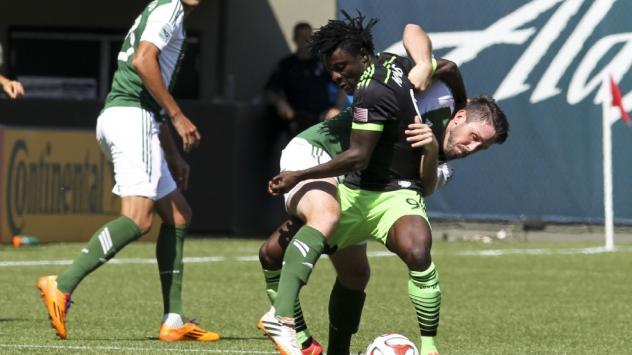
[0,74,25,99]
[403,24,433,92]
[434,58,467,110]
[132,41,201,152]
[268,129,381,195]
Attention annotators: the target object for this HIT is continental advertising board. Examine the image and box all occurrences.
[0,127,158,243]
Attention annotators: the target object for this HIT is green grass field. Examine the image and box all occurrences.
[1,236,631,354]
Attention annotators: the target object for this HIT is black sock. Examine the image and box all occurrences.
[327,279,366,355]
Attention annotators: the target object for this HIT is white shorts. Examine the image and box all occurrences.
[96,106,176,200]
[279,137,337,211]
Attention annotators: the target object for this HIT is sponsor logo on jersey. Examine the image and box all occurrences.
[390,64,404,87]
[160,25,173,43]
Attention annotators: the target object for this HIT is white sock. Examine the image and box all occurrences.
[162,313,184,328]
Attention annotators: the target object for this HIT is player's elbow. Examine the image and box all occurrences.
[349,153,370,171]
[131,53,152,75]
[404,23,423,35]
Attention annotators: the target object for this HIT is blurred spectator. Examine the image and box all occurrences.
[264,21,347,136]
[0,43,25,99]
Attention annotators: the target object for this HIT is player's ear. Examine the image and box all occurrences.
[359,48,370,65]
[451,109,467,126]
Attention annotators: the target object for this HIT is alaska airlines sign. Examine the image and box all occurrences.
[386,0,631,120]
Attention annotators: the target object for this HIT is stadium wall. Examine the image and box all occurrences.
[0,100,286,241]
[339,0,632,224]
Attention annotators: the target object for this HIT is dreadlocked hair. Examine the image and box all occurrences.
[309,10,379,62]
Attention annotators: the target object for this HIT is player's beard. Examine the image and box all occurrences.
[444,136,466,160]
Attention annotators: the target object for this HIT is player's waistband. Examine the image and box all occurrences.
[342,179,422,193]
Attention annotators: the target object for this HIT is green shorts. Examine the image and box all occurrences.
[329,184,430,251]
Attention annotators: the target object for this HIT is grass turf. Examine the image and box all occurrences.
[1,238,631,354]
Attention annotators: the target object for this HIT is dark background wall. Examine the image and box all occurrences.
[0,99,286,235]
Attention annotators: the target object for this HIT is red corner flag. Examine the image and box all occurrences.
[610,75,631,125]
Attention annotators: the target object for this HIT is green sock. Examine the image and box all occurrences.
[262,269,312,346]
[327,279,366,355]
[408,262,441,352]
[156,224,186,315]
[57,216,141,293]
[274,225,326,318]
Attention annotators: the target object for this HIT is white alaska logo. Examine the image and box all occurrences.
[386,0,632,120]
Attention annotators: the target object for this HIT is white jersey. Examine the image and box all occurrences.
[104,0,186,119]
[413,81,455,189]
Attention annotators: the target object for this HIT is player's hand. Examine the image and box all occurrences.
[268,171,300,195]
[408,61,433,92]
[166,154,191,191]
[405,115,438,152]
[171,112,201,152]
[2,79,25,99]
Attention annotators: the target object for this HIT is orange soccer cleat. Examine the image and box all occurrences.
[159,320,220,342]
[36,275,72,339]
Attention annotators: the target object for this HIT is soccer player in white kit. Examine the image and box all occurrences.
[37,0,219,342]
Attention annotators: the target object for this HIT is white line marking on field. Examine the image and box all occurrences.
[0,251,395,267]
[2,246,630,267]
[459,246,632,256]
[0,344,277,354]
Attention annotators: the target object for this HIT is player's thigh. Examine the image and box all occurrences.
[280,137,339,213]
[327,185,373,250]
[155,189,192,226]
[291,178,339,236]
[371,189,430,246]
[329,243,370,291]
[121,195,155,234]
[97,107,175,200]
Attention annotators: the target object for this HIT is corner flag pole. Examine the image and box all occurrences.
[602,74,614,251]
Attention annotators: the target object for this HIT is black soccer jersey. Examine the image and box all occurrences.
[343,53,442,193]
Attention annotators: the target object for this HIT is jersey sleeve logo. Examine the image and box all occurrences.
[159,24,173,43]
[353,107,369,122]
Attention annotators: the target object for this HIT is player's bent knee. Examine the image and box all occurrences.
[174,202,192,225]
[259,241,283,270]
[400,246,431,271]
[135,218,153,235]
[307,210,339,237]
[305,201,340,236]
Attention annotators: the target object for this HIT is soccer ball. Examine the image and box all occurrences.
[365,333,419,355]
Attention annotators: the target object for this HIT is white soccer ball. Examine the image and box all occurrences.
[365,333,419,355]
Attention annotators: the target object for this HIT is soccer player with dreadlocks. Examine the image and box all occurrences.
[260,11,509,355]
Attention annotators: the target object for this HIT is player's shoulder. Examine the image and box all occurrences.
[415,81,455,114]
[146,0,183,22]
[363,53,412,93]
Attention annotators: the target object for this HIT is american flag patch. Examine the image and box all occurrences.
[353,107,368,122]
